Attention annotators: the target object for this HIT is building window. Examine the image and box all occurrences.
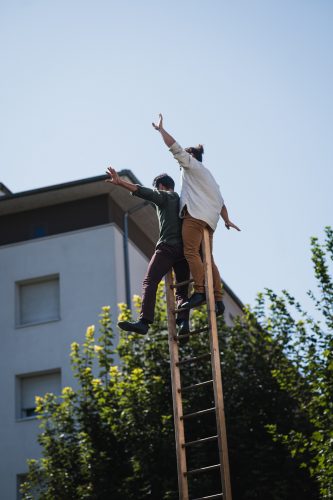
[17,370,61,420]
[16,275,60,327]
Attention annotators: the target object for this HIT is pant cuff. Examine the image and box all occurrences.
[140,314,153,324]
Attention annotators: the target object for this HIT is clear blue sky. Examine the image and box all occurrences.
[1,0,332,311]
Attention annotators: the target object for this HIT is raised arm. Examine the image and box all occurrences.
[153,114,195,170]
[152,113,176,148]
[221,205,241,231]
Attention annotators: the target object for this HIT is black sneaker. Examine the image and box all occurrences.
[182,292,206,310]
[215,301,225,317]
[117,319,149,335]
[177,319,190,336]
[177,319,190,345]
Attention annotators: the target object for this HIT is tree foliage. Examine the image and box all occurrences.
[20,227,333,499]
[259,226,333,498]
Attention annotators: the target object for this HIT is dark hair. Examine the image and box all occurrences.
[152,173,175,190]
[185,144,204,162]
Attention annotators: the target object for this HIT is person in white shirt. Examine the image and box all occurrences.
[152,114,240,313]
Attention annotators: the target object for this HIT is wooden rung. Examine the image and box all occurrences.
[170,279,194,289]
[185,464,220,476]
[176,352,210,366]
[179,380,213,393]
[174,326,209,341]
[188,326,209,335]
[181,407,215,420]
[192,493,223,500]
[173,306,189,314]
[182,435,218,448]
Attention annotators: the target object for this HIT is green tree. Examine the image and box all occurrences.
[22,248,324,499]
[259,226,333,498]
[22,301,178,499]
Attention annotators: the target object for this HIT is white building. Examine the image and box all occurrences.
[0,173,243,499]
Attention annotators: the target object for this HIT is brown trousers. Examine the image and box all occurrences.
[182,213,223,300]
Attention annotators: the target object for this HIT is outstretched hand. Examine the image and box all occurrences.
[105,166,121,185]
[225,220,241,231]
[152,113,163,131]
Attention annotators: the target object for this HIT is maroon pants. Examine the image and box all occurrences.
[140,242,190,323]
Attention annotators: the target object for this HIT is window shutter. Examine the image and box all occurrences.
[21,371,61,417]
[19,277,60,325]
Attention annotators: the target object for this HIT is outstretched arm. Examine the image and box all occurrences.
[105,166,167,207]
[152,113,176,148]
[105,167,138,192]
[221,205,241,231]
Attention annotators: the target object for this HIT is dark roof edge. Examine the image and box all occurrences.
[222,280,244,310]
[0,170,142,201]
[0,183,12,195]
[0,174,244,309]
[119,169,142,185]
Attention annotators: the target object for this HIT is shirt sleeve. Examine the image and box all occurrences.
[169,141,198,170]
[132,185,167,207]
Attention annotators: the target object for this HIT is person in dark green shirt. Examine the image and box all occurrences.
[106,167,190,335]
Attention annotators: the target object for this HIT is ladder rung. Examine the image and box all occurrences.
[192,494,223,500]
[181,407,215,420]
[185,463,220,476]
[170,278,194,289]
[183,435,218,448]
[187,326,209,335]
[192,493,223,500]
[174,326,209,341]
[176,352,210,366]
[173,306,189,314]
[179,380,213,393]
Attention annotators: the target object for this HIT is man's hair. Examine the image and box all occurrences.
[185,144,204,162]
[152,173,175,190]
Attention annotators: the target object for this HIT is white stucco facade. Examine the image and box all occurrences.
[222,288,244,327]
[0,223,149,499]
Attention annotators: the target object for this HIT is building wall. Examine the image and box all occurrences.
[113,222,149,315]
[223,290,244,327]
[0,223,149,499]
[0,216,243,498]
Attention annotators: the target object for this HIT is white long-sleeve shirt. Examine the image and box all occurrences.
[169,141,224,231]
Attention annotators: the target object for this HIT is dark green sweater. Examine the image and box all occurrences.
[133,186,183,247]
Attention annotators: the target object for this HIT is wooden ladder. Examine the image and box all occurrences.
[165,228,232,500]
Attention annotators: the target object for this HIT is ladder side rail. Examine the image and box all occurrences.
[202,228,233,500]
[165,271,189,500]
